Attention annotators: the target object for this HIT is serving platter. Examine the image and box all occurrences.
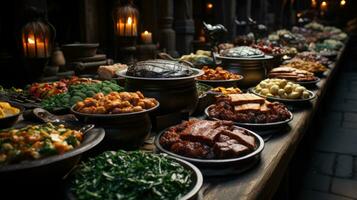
[204,105,293,130]
[70,102,160,118]
[294,77,321,87]
[0,126,105,180]
[196,76,244,88]
[248,87,316,104]
[65,154,203,200]
[155,125,264,176]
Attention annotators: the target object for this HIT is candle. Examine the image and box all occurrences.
[141,31,152,44]
[125,17,132,36]
[23,34,46,58]
[117,19,125,36]
[320,1,327,11]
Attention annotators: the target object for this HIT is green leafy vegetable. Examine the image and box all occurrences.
[71,150,193,200]
[41,81,123,111]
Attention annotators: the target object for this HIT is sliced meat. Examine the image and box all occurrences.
[213,140,250,158]
[180,120,225,145]
[159,131,181,149]
[221,129,256,150]
[170,141,210,158]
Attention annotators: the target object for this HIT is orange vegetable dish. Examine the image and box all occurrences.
[198,66,241,80]
[74,91,158,114]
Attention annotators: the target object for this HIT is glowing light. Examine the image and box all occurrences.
[311,0,317,8]
[207,3,213,9]
[127,17,132,25]
[340,0,346,6]
[27,37,35,44]
[320,1,327,11]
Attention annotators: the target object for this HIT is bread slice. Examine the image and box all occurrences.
[234,103,261,112]
[229,94,265,105]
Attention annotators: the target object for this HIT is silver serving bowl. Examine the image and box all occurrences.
[216,54,274,89]
[205,105,294,130]
[65,153,203,200]
[249,87,316,104]
[155,124,264,176]
[117,68,204,115]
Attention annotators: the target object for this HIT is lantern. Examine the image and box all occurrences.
[112,0,139,63]
[21,19,55,58]
[113,0,139,37]
[20,7,56,82]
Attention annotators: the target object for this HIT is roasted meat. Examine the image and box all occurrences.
[170,141,211,158]
[159,119,257,159]
[208,94,291,123]
[222,129,256,150]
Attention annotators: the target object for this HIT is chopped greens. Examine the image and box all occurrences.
[41,81,123,111]
[71,150,193,200]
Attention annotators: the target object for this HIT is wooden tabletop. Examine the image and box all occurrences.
[199,64,338,200]
[141,58,340,200]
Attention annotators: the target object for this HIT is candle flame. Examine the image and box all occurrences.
[144,31,149,35]
[207,3,213,9]
[321,1,327,7]
[28,37,35,44]
[340,0,346,6]
[311,0,317,8]
[127,17,132,25]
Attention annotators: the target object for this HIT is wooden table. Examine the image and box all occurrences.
[198,61,340,200]
[142,54,343,200]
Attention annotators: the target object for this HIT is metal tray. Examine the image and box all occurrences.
[65,154,203,200]
[155,125,264,176]
[205,105,293,130]
[248,87,316,104]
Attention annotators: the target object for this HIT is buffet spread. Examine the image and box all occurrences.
[0,21,347,200]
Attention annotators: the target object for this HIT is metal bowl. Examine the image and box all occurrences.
[0,126,105,181]
[249,87,316,104]
[71,103,159,149]
[65,153,203,200]
[155,125,264,176]
[216,54,273,89]
[117,68,203,115]
[0,103,24,129]
[196,76,243,88]
[204,105,294,130]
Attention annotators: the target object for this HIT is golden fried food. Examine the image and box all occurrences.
[210,87,242,95]
[197,66,242,80]
[0,102,20,118]
[74,91,158,114]
[281,59,327,74]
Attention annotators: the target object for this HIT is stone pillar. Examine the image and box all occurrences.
[79,0,99,43]
[158,0,177,57]
[214,0,236,41]
[174,0,194,55]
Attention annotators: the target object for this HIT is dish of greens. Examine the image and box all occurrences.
[41,81,123,111]
[70,150,201,200]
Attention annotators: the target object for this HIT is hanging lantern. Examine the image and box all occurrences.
[21,18,55,58]
[113,0,139,37]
